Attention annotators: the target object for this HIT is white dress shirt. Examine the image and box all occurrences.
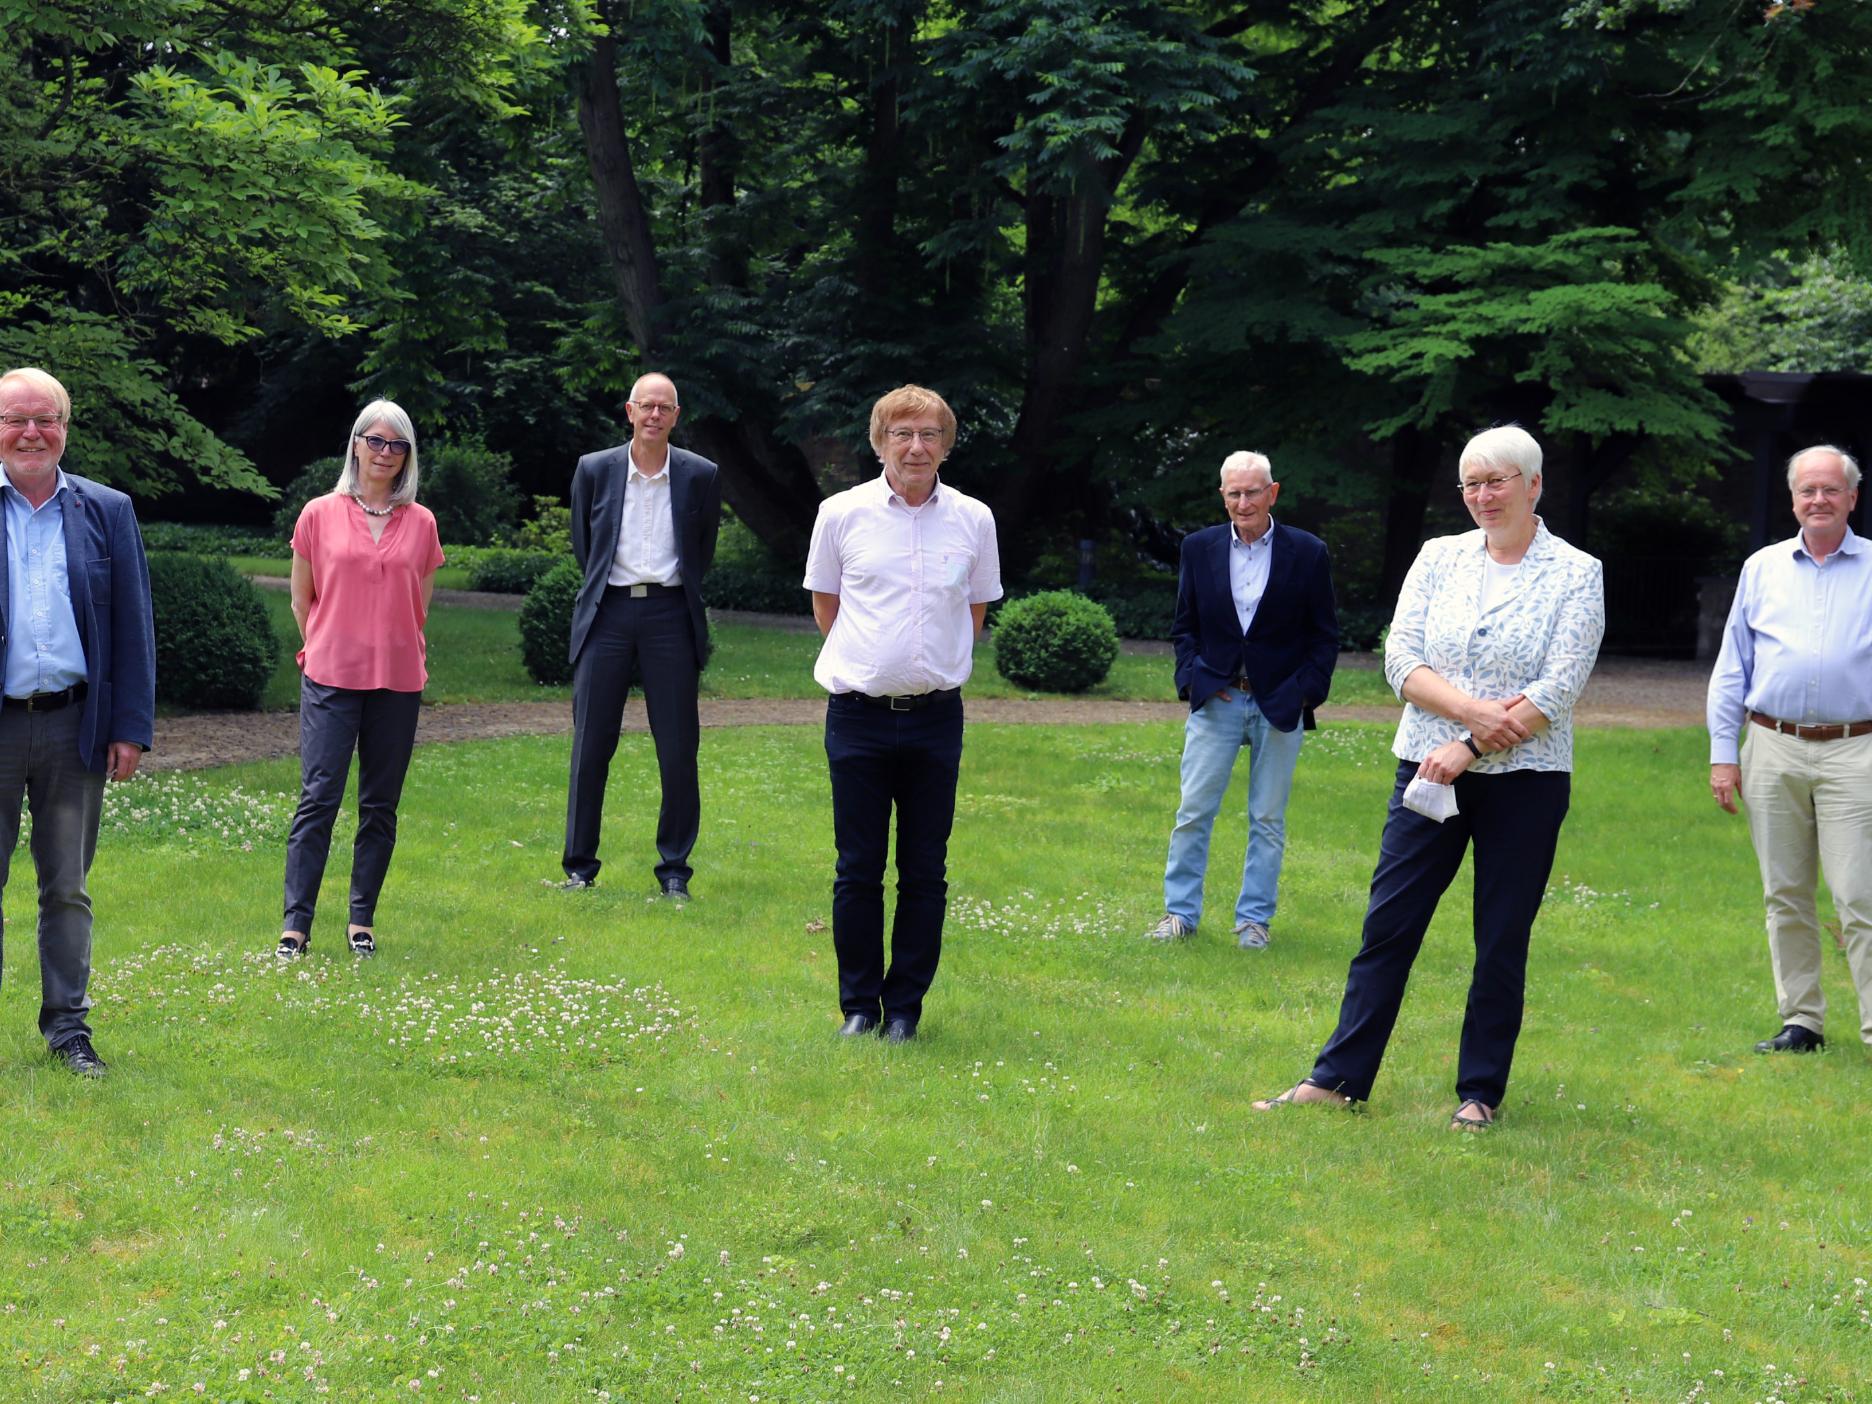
[1228,518,1276,634]
[607,448,682,587]
[1384,521,1604,773]
[803,473,1002,696]
[1707,527,1872,764]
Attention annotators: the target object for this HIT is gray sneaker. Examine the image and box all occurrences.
[1145,913,1193,941]
[1234,919,1271,950]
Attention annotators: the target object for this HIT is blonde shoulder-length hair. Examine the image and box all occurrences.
[334,399,421,507]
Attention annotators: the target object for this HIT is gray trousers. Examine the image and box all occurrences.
[0,702,107,1049]
[282,678,422,934]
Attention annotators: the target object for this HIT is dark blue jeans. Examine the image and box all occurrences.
[0,703,107,1048]
[282,679,422,934]
[825,691,964,1023]
[1310,761,1571,1107]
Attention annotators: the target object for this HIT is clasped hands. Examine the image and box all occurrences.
[1415,694,1531,786]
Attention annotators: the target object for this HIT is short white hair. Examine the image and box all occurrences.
[1459,424,1542,504]
[1218,450,1273,485]
[1786,443,1861,490]
[335,399,420,507]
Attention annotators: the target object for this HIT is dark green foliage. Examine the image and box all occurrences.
[147,554,280,709]
[518,559,582,686]
[464,548,559,595]
[1083,587,1173,643]
[272,464,334,542]
[142,523,288,558]
[421,437,521,547]
[704,516,808,616]
[993,591,1120,694]
[514,497,574,556]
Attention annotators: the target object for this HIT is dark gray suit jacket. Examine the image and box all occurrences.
[568,443,721,667]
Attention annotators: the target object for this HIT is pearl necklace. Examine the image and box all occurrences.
[351,492,395,518]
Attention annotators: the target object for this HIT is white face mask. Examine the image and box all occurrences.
[1402,776,1460,824]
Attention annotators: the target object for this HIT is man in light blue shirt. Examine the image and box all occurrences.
[0,366,156,1078]
[1707,444,1872,1056]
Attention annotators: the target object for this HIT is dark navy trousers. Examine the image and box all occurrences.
[825,690,964,1023]
[1310,760,1571,1107]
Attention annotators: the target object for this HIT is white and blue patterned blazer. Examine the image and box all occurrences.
[1383,520,1605,773]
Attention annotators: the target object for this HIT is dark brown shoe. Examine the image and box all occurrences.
[1754,1025,1824,1053]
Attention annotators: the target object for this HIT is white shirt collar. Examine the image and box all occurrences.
[627,443,671,481]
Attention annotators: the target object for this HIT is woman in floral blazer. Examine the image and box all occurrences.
[1255,425,1604,1130]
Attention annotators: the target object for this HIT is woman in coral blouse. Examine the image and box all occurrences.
[277,400,445,958]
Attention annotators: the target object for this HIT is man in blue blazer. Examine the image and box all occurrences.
[0,366,156,1077]
[562,373,721,898]
[1147,451,1338,950]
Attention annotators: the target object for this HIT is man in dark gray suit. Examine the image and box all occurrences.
[561,373,721,898]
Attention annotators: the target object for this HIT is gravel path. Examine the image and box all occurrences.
[147,654,1713,774]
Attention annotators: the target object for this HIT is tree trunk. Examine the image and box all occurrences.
[575,31,664,353]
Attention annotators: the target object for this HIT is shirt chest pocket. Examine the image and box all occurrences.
[937,547,973,592]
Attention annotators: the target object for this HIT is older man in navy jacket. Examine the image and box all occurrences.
[1146,451,1337,949]
[0,366,156,1077]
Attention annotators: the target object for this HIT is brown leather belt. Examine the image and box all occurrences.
[1748,710,1872,742]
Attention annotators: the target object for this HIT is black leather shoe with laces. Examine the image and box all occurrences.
[54,1035,108,1078]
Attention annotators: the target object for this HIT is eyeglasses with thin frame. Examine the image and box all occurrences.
[0,413,65,431]
[1459,472,1522,497]
[1795,484,1849,502]
[1224,485,1271,503]
[885,428,945,445]
[630,400,679,418]
[357,434,411,456]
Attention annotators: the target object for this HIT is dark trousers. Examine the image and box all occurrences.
[825,690,964,1023]
[563,589,700,885]
[282,679,422,934]
[1310,761,1571,1107]
[0,703,106,1048]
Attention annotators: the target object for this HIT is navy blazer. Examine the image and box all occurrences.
[1171,520,1338,731]
[0,473,157,772]
[568,443,722,667]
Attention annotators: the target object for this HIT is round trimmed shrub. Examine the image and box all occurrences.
[148,554,280,709]
[466,548,560,595]
[992,590,1120,693]
[519,558,582,686]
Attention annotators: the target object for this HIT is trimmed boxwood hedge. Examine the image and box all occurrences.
[519,559,582,686]
[992,590,1120,694]
[148,554,280,709]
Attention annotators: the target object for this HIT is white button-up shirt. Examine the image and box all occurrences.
[607,448,682,588]
[1706,527,1872,764]
[1228,518,1275,634]
[803,473,1002,696]
[1385,521,1605,773]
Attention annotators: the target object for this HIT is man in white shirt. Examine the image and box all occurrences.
[803,385,1002,1042]
[562,373,721,899]
[1708,444,1872,1054]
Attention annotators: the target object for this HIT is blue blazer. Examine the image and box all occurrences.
[568,443,722,667]
[1171,520,1338,731]
[0,474,157,772]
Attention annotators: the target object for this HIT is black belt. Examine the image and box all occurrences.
[846,688,959,712]
[607,582,683,599]
[3,682,86,713]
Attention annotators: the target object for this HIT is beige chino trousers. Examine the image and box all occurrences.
[1740,724,1872,1044]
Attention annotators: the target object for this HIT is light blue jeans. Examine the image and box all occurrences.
[1162,691,1305,931]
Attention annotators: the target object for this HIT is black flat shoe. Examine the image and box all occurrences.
[1754,1024,1824,1053]
[661,876,691,902]
[53,1035,108,1078]
[348,929,376,956]
[880,1016,918,1044]
[277,933,310,959]
[837,1014,878,1037]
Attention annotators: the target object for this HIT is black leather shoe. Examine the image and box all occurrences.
[1755,1024,1825,1053]
[557,876,595,891]
[837,1014,878,1037]
[53,1035,108,1078]
[661,876,691,901]
[880,1016,918,1044]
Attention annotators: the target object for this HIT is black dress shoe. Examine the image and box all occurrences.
[880,1016,917,1044]
[557,876,596,891]
[661,876,691,901]
[53,1035,108,1078]
[1755,1024,1825,1053]
[838,1014,878,1037]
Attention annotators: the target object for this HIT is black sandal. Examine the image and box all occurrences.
[1450,1098,1497,1131]
[1252,1078,1352,1111]
[348,928,376,956]
[276,932,310,959]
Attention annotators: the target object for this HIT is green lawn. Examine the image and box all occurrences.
[253,590,1399,711]
[3,723,1863,1399]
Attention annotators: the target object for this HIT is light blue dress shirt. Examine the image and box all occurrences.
[1706,527,1872,764]
[2,467,90,699]
[1228,517,1276,635]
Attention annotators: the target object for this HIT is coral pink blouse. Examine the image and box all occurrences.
[292,493,446,692]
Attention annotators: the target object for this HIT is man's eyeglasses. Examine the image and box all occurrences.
[885,428,944,445]
[1459,472,1522,496]
[357,434,412,456]
[1796,484,1848,502]
[0,413,64,431]
[630,400,679,418]
[1224,486,1271,503]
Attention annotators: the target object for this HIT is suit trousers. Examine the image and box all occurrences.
[1740,725,1872,1043]
[0,702,106,1049]
[1310,761,1570,1106]
[282,679,422,934]
[563,588,700,885]
[825,690,964,1023]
